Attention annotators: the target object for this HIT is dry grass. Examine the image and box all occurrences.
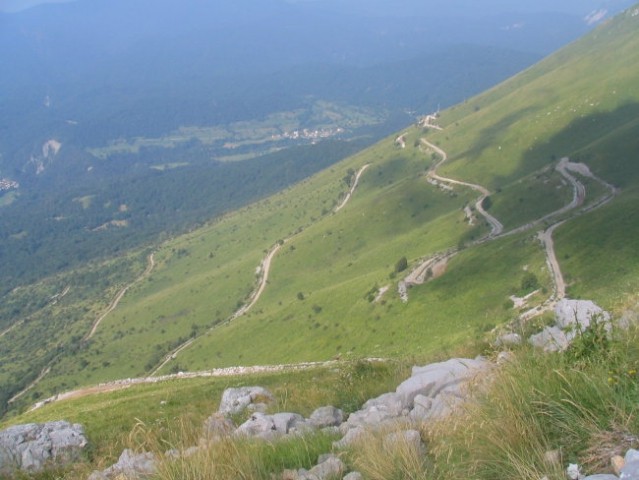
[345,424,431,480]
[426,326,639,480]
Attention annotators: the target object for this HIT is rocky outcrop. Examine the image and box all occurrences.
[235,412,312,440]
[337,357,489,445]
[529,299,611,352]
[0,421,87,475]
[218,386,274,415]
[88,449,157,480]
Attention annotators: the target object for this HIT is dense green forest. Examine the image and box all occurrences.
[0,137,385,293]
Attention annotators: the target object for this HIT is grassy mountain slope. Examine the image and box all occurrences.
[3,5,639,413]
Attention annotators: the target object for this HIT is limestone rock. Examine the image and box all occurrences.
[531,299,612,352]
[235,412,277,439]
[529,326,570,352]
[299,454,345,480]
[0,421,88,475]
[235,412,312,440]
[100,449,157,479]
[218,386,274,416]
[271,412,309,435]
[362,392,406,416]
[554,299,610,330]
[343,472,364,480]
[582,476,619,480]
[495,333,523,347]
[309,406,344,428]
[621,448,639,479]
[397,358,488,409]
[567,463,583,480]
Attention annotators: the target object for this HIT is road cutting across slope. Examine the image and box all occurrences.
[85,253,156,340]
[149,164,371,375]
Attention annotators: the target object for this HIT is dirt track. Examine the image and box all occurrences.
[335,164,370,212]
[423,139,503,237]
[407,136,616,311]
[85,253,156,340]
[148,164,371,376]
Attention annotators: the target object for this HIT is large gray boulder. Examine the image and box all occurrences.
[308,406,344,429]
[218,386,274,416]
[529,326,570,352]
[555,299,610,330]
[335,357,489,449]
[396,357,489,410]
[235,412,277,439]
[530,299,612,352]
[0,421,87,475]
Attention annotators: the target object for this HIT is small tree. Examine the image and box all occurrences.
[395,256,408,273]
[521,272,539,293]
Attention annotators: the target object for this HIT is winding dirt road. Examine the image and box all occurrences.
[85,253,156,340]
[407,135,616,313]
[335,164,370,212]
[149,164,371,375]
[423,139,503,237]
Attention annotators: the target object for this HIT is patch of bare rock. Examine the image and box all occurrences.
[0,421,87,476]
[529,298,612,352]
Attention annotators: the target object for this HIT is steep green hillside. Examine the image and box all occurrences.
[3,5,639,415]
